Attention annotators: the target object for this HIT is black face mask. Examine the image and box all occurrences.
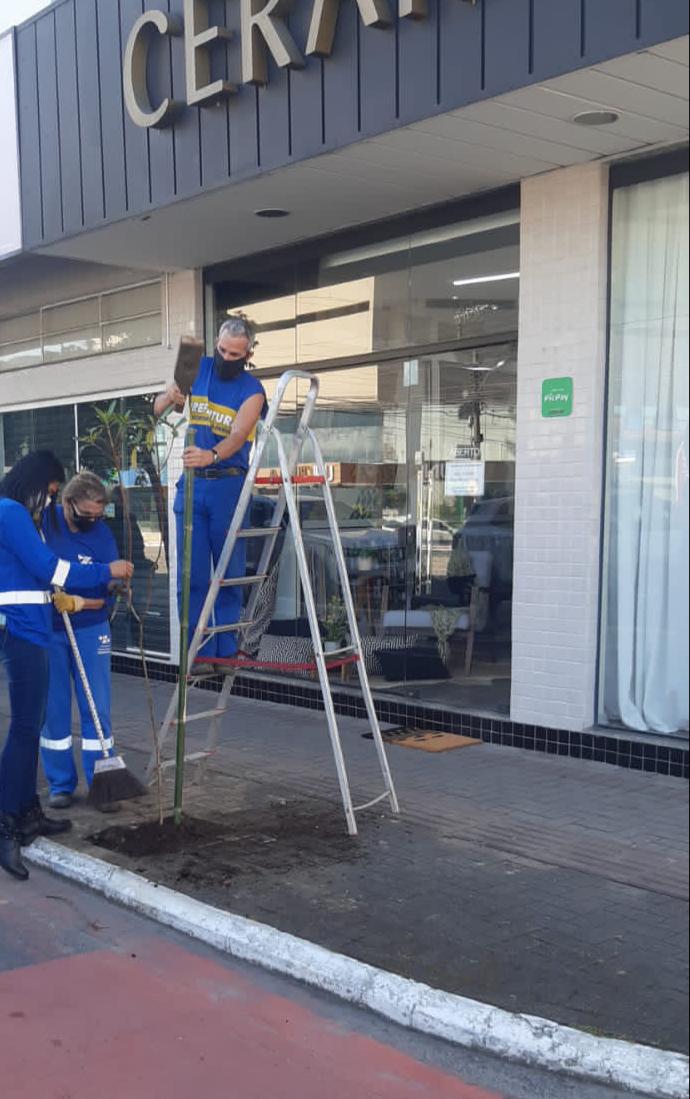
[213,350,246,381]
[71,505,102,533]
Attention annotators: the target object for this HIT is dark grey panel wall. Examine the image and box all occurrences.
[16,0,689,249]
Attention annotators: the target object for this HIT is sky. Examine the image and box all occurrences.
[0,0,53,36]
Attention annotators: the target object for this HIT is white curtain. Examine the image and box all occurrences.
[602,172,689,735]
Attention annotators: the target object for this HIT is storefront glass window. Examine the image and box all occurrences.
[250,350,515,715]
[600,171,689,736]
[0,404,77,478]
[0,392,170,657]
[211,210,518,717]
[211,212,519,368]
[0,311,42,371]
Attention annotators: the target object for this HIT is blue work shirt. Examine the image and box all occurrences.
[43,506,118,632]
[0,499,112,647]
[188,359,267,472]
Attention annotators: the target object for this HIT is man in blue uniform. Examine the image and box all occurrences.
[40,472,120,808]
[154,316,267,660]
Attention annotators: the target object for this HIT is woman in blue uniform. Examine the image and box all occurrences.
[0,451,134,881]
[40,471,120,810]
[154,316,267,661]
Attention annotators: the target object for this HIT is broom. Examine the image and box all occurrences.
[60,608,147,807]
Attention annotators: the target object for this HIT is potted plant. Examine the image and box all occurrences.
[352,545,377,572]
[429,605,460,667]
[446,535,475,603]
[323,595,349,653]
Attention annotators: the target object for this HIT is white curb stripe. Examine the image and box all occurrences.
[26,839,689,1099]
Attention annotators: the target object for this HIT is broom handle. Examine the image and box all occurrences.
[60,608,111,761]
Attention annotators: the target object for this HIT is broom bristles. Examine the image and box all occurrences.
[87,755,147,807]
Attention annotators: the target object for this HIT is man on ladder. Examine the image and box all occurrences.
[150,366,400,836]
[153,315,267,661]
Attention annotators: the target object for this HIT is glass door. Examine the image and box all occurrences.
[397,345,516,713]
[252,347,516,717]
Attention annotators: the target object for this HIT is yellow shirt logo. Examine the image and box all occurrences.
[189,396,257,440]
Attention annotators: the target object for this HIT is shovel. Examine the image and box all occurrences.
[174,336,204,396]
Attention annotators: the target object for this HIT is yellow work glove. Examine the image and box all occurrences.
[52,592,86,614]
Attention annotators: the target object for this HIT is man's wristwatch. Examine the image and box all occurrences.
[210,448,221,465]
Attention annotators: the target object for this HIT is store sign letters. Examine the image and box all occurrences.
[123,0,462,127]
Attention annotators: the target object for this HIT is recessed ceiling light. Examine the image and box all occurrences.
[465,359,507,373]
[254,208,290,218]
[452,272,520,288]
[571,109,620,127]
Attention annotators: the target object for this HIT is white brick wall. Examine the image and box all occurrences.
[511,163,610,731]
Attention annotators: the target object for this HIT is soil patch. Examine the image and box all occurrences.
[90,815,225,857]
[88,800,364,886]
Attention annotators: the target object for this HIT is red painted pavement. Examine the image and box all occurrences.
[0,939,505,1099]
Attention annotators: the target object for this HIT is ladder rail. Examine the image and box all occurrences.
[273,429,359,836]
[149,369,400,836]
[186,372,320,667]
[147,373,320,777]
[307,427,400,816]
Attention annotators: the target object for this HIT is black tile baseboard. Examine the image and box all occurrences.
[111,655,689,780]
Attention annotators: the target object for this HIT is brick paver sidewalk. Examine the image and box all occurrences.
[2,671,688,1054]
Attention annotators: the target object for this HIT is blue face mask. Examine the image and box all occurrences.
[213,350,246,381]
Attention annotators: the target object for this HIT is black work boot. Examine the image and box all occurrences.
[0,814,29,881]
[17,798,72,846]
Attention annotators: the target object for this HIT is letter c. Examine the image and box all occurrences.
[123,11,182,129]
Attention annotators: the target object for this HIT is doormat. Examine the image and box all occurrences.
[364,728,483,752]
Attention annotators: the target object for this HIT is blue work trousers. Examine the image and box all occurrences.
[40,622,113,795]
[0,630,50,816]
[174,475,248,658]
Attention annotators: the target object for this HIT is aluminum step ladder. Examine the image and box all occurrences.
[147,369,399,836]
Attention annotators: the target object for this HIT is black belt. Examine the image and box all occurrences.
[194,468,246,480]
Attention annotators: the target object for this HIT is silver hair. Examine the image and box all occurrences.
[218,314,256,350]
[62,470,107,507]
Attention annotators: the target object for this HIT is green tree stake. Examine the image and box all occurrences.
[174,428,195,826]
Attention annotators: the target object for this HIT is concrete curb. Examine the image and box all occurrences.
[26,839,689,1099]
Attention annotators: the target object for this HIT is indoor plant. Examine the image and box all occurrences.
[323,595,349,652]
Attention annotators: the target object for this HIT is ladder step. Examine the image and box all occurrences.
[237,526,281,539]
[320,644,355,658]
[255,475,325,485]
[158,751,214,771]
[203,621,255,635]
[218,573,268,588]
[184,708,228,722]
[353,792,391,813]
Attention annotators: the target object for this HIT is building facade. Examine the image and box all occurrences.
[1,0,688,770]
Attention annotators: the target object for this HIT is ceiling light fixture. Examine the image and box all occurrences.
[452,271,520,288]
[465,358,507,373]
[254,208,290,218]
[571,109,620,127]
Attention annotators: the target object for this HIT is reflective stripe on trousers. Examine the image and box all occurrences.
[39,735,113,752]
[40,622,113,795]
[39,735,72,751]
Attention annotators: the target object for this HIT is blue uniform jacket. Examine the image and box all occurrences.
[43,506,118,633]
[0,498,112,647]
[188,360,267,472]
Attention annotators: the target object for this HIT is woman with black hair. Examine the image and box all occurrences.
[0,450,134,881]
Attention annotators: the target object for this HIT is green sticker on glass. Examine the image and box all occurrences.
[542,377,573,418]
